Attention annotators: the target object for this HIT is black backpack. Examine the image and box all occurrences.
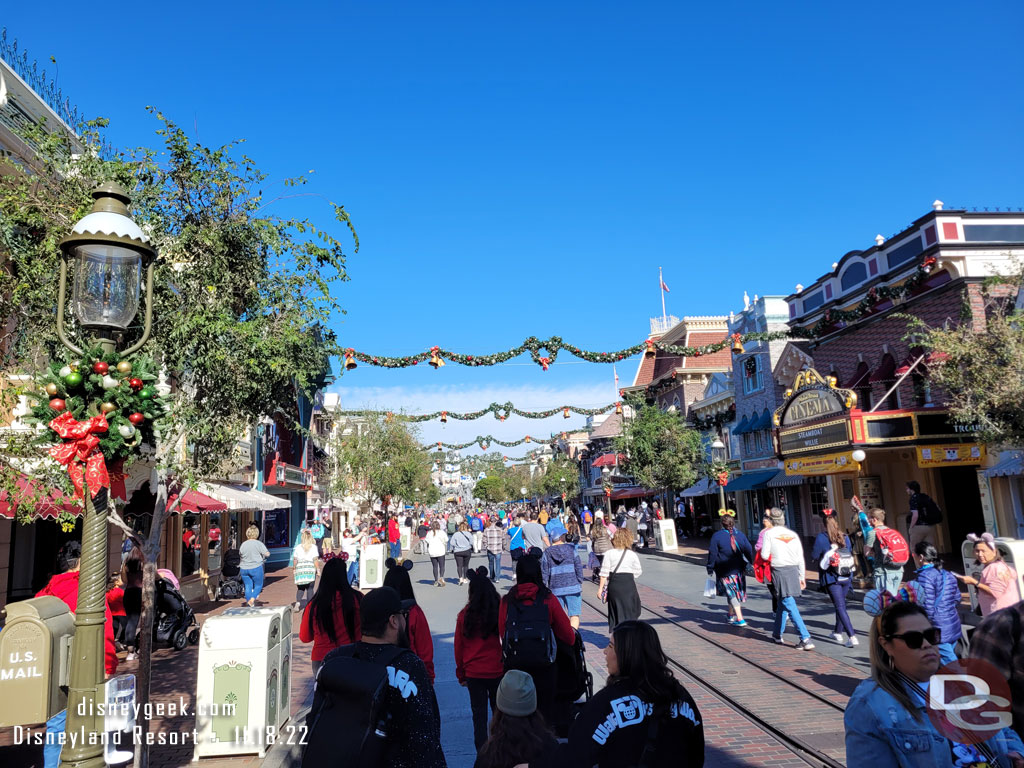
[302,644,404,768]
[503,595,557,669]
[921,495,943,525]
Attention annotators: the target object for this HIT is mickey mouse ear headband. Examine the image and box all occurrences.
[385,558,414,572]
[718,509,736,518]
[863,582,920,616]
[822,508,835,517]
[966,532,995,546]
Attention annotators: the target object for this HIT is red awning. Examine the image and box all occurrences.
[895,351,951,376]
[845,363,870,389]
[610,487,654,501]
[0,474,81,520]
[167,489,229,515]
[591,453,626,468]
[869,355,896,383]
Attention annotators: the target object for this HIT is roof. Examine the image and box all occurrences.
[590,413,623,439]
[592,453,626,468]
[652,353,683,381]
[632,352,657,388]
[983,453,1023,478]
[682,331,732,369]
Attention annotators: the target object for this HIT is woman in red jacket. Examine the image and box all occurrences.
[383,558,435,682]
[499,552,575,727]
[299,558,362,676]
[455,566,503,751]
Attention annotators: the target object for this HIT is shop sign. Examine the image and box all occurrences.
[857,476,884,510]
[774,368,857,428]
[743,458,780,470]
[785,450,861,476]
[778,417,852,456]
[916,413,981,439]
[916,443,986,468]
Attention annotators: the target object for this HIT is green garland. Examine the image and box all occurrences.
[342,331,793,370]
[341,401,618,422]
[426,434,561,451]
[689,404,737,431]
[25,346,167,465]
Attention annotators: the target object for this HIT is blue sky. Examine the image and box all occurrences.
[6,2,1023,453]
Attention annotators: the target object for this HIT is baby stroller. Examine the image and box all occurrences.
[152,577,200,651]
[552,630,594,738]
[215,549,244,600]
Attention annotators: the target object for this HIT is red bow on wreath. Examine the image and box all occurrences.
[48,412,110,499]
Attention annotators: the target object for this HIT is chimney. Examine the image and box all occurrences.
[875,234,885,246]
[932,199,944,211]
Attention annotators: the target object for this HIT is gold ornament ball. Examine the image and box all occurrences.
[100,402,117,414]
[45,383,59,396]
[116,361,132,374]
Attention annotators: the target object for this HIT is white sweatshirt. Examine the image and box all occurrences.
[760,526,806,579]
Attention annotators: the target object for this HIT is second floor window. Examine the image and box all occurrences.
[742,355,764,394]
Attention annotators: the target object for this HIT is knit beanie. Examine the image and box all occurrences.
[496,670,537,716]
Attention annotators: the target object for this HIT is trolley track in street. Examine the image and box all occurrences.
[581,592,849,768]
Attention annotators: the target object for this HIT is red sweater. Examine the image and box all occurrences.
[407,603,435,682]
[498,583,576,649]
[37,571,118,676]
[388,520,400,544]
[454,608,503,684]
[299,592,362,661]
[106,587,126,617]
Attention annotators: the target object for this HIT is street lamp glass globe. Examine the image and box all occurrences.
[71,243,142,331]
[851,449,867,463]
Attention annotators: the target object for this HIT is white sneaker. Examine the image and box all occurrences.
[831,632,844,644]
[846,636,859,647]
[125,652,136,661]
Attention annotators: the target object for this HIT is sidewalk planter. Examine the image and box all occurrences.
[193,606,292,759]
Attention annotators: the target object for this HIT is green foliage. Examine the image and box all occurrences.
[904,270,1024,446]
[614,403,705,492]
[536,454,581,501]
[473,475,507,504]
[335,413,433,508]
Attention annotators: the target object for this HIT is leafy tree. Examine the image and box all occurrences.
[614,401,705,504]
[473,475,507,503]
[0,112,356,768]
[904,269,1024,446]
[537,454,582,506]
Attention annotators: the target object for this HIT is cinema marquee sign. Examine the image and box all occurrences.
[774,369,858,457]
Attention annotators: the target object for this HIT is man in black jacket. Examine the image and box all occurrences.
[906,480,941,549]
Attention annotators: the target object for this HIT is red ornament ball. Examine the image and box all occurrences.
[49,398,66,412]
[128,378,143,391]
[93,361,109,375]
[128,412,145,425]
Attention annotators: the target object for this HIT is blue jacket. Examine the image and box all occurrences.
[845,678,1024,768]
[811,532,852,587]
[541,542,584,597]
[912,564,962,645]
[706,528,754,579]
[469,515,482,532]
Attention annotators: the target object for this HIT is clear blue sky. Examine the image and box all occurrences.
[6,2,1023,452]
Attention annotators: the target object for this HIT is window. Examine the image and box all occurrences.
[808,476,829,519]
[963,224,1024,242]
[803,291,825,312]
[742,355,764,394]
[886,237,922,269]
[840,263,867,291]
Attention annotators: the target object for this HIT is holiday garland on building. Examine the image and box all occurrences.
[341,400,619,423]
[23,348,166,507]
[689,403,737,431]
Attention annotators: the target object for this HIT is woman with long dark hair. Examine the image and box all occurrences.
[520,620,705,767]
[499,553,575,727]
[383,558,436,682]
[456,566,504,751]
[474,670,558,768]
[299,558,362,676]
[845,601,1024,767]
[121,545,145,661]
[810,510,856,646]
[706,510,754,628]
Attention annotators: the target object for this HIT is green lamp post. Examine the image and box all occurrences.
[711,437,728,514]
[57,182,157,768]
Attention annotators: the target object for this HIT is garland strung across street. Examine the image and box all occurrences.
[342,401,621,423]
[341,331,794,371]
[426,432,570,451]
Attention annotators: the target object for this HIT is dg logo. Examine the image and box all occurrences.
[927,658,1013,745]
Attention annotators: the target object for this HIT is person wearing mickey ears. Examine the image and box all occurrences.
[384,557,436,682]
[846,595,1024,768]
[810,508,858,647]
[352,587,446,768]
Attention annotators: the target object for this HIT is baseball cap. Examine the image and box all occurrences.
[547,522,568,540]
[360,587,403,630]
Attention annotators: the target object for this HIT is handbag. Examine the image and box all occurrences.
[703,576,717,598]
[295,559,317,586]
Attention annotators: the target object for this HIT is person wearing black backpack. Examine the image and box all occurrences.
[303,587,445,768]
[499,553,576,727]
[811,509,858,648]
[905,480,942,549]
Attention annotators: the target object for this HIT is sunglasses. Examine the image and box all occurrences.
[886,627,940,649]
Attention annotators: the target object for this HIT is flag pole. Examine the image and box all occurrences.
[659,266,667,325]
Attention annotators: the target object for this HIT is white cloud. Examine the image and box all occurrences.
[328,381,617,455]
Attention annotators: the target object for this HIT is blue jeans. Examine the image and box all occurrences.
[347,560,359,586]
[44,708,66,768]
[774,596,810,641]
[240,566,264,601]
[826,580,856,637]
[390,541,401,560]
[487,551,502,581]
[937,642,958,666]
[874,567,903,596]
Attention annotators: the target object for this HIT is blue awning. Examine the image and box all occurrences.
[733,415,751,435]
[749,411,772,432]
[983,453,1023,478]
[724,469,778,492]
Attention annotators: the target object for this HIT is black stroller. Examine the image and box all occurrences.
[215,549,244,600]
[152,577,200,650]
[552,630,594,737]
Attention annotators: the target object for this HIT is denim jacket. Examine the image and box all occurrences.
[845,679,1024,768]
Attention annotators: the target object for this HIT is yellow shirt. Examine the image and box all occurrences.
[539,510,548,525]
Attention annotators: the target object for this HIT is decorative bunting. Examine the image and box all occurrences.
[339,401,619,422]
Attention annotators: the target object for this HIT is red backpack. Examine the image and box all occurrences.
[876,527,910,567]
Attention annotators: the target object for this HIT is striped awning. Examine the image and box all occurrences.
[167,488,228,515]
[983,453,1024,478]
[680,478,713,497]
[198,482,290,511]
[767,469,804,488]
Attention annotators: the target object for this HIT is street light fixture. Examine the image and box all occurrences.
[57,182,157,768]
[601,465,613,519]
[711,437,728,515]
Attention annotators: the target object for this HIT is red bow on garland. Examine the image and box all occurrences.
[48,412,110,499]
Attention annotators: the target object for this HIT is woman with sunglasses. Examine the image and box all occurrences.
[845,601,1024,767]
[706,509,754,627]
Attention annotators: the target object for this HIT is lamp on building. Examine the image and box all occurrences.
[711,437,728,514]
[520,485,528,505]
[56,182,157,768]
[851,449,866,464]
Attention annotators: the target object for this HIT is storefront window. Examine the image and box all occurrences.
[181,515,198,577]
[263,508,290,548]
[808,476,829,517]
